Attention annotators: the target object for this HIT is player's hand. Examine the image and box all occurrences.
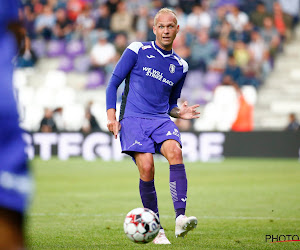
[107,120,121,139]
[179,101,200,120]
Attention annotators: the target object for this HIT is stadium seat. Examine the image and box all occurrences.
[34,87,56,108]
[58,56,74,72]
[258,116,287,129]
[47,40,66,58]
[13,69,28,89]
[193,103,217,131]
[85,70,106,89]
[203,70,222,91]
[184,70,204,89]
[20,105,44,131]
[90,101,109,132]
[290,69,300,80]
[65,40,86,58]
[181,70,206,104]
[196,88,214,105]
[55,87,76,107]
[74,55,91,73]
[44,70,67,89]
[62,104,85,131]
[18,86,35,106]
[270,101,300,114]
[31,39,47,58]
[241,85,257,105]
[212,86,239,131]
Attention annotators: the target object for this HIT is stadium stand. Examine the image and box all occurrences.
[14,0,300,132]
[254,26,300,129]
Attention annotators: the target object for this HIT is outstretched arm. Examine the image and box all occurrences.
[170,101,200,120]
[168,74,200,120]
[168,70,200,120]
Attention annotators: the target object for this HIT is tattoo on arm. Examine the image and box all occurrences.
[170,107,180,118]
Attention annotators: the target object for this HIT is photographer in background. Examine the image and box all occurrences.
[286,113,300,131]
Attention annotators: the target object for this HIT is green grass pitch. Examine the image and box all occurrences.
[26,158,300,249]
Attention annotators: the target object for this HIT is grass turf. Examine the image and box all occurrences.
[26,158,300,249]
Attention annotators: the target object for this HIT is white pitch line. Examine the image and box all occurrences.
[28,213,300,221]
[200,215,300,221]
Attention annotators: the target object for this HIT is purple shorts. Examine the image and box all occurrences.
[120,117,182,158]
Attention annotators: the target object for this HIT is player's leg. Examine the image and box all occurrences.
[119,117,160,216]
[150,120,189,219]
[135,152,170,244]
[161,140,186,217]
[134,152,160,218]
[0,208,24,249]
[161,139,197,238]
[135,152,155,181]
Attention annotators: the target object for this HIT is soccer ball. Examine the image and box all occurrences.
[123,208,160,244]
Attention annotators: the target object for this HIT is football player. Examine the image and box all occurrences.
[106,8,199,244]
[0,0,33,248]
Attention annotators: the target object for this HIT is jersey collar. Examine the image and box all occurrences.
[152,41,174,58]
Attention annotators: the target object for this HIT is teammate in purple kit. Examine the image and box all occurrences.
[0,0,32,248]
[106,8,199,244]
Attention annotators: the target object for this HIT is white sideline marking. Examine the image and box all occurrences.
[29,213,300,221]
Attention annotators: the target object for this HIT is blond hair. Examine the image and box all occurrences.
[154,8,178,25]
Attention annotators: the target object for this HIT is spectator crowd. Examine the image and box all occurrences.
[17,0,300,132]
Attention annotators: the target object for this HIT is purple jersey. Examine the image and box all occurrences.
[106,41,188,120]
[0,0,20,117]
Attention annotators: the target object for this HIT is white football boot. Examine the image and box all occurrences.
[175,215,198,238]
[153,229,171,244]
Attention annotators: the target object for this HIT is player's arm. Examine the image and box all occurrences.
[107,108,121,139]
[106,43,139,138]
[169,73,200,120]
[170,102,200,120]
[106,74,125,139]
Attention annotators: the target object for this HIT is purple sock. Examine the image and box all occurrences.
[169,164,187,218]
[139,179,160,219]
